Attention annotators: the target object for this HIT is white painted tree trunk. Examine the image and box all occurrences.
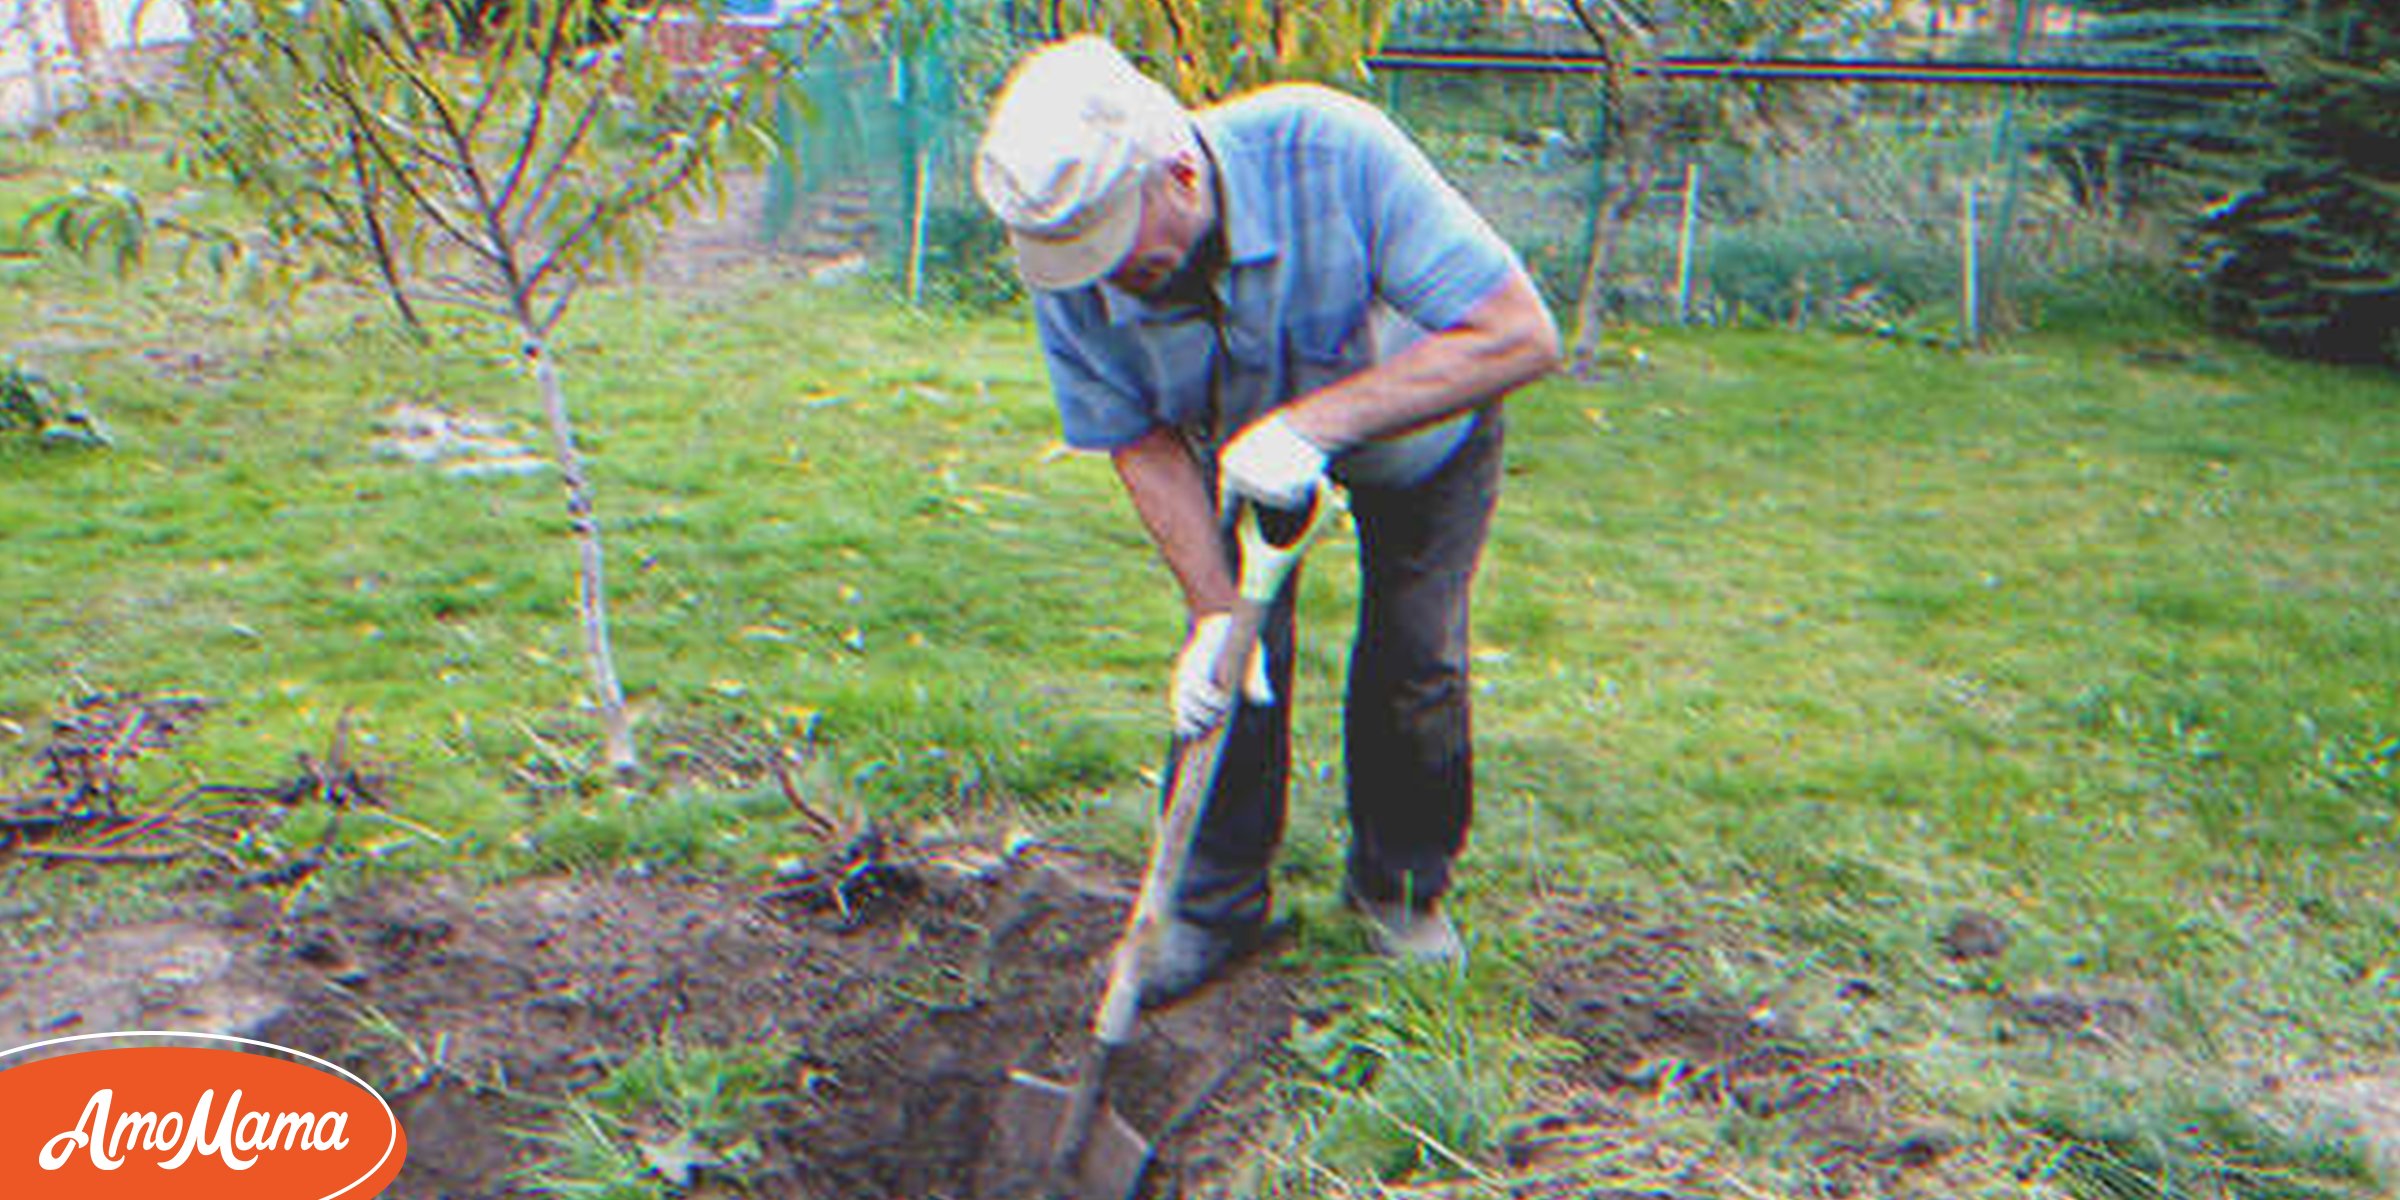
[524,333,638,779]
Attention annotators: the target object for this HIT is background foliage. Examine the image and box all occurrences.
[2181,0,2400,365]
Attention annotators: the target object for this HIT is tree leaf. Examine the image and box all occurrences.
[637,1131,722,1187]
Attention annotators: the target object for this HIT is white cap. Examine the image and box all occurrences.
[973,36,1188,291]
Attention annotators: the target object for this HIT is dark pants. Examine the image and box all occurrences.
[1171,407,1504,929]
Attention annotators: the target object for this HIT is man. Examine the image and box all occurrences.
[975,36,1560,1005]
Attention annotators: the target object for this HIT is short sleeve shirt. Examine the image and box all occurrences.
[1030,84,1523,487]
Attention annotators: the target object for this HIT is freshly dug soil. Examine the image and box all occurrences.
[256,840,1297,1200]
[2,836,1969,1199]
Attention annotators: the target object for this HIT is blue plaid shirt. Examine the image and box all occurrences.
[1030,84,1523,487]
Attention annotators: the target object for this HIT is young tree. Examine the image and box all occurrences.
[1044,0,1399,101]
[181,0,833,778]
[1556,0,1851,362]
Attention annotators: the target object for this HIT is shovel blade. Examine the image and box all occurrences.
[991,1070,1153,1200]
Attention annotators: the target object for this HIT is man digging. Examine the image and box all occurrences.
[976,36,1561,1006]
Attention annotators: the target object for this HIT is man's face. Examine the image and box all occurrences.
[1106,156,1212,298]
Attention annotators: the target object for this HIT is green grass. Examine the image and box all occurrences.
[505,1026,790,1200]
[5,124,2397,1196]
[1279,953,1571,1185]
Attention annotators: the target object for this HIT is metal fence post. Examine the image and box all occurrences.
[1962,179,1982,348]
[1674,160,1701,324]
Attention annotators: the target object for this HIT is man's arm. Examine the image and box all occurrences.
[1279,270,1561,453]
[1111,426,1237,621]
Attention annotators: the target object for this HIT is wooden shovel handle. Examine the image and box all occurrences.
[1092,480,1347,1047]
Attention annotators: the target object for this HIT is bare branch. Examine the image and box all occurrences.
[462,13,513,135]
[22,846,184,865]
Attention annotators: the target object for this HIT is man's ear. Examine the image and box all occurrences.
[1164,150,1205,199]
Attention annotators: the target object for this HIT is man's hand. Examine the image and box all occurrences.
[1172,613,1275,738]
[1219,413,1328,511]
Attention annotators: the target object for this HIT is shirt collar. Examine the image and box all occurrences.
[1197,115,1278,268]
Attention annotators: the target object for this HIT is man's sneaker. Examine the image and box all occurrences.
[1135,915,1266,1009]
[1344,885,1465,966]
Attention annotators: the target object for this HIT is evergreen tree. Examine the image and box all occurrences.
[2189,0,2400,364]
[2043,2,2280,213]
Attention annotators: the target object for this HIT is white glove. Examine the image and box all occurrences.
[1219,413,1328,511]
[1172,613,1275,739]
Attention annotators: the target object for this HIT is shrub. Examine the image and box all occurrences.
[0,360,111,448]
[915,204,1022,311]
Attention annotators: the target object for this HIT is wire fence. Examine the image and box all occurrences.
[1389,71,2173,343]
[739,9,2211,335]
[1,2,2224,332]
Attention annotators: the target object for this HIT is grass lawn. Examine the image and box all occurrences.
[4,129,2396,1196]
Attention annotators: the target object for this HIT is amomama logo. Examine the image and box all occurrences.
[0,1032,408,1200]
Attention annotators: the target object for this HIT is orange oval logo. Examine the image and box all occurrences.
[0,1033,408,1200]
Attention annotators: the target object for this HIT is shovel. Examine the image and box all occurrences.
[994,479,1347,1200]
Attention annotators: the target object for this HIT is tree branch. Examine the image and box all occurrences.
[511,76,611,248]
[324,83,496,260]
[246,22,499,266]
[351,16,530,296]
[536,272,583,336]
[524,131,708,296]
[495,0,575,215]
[360,104,472,175]
[349,129,426,331]
[355,4,479,155]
